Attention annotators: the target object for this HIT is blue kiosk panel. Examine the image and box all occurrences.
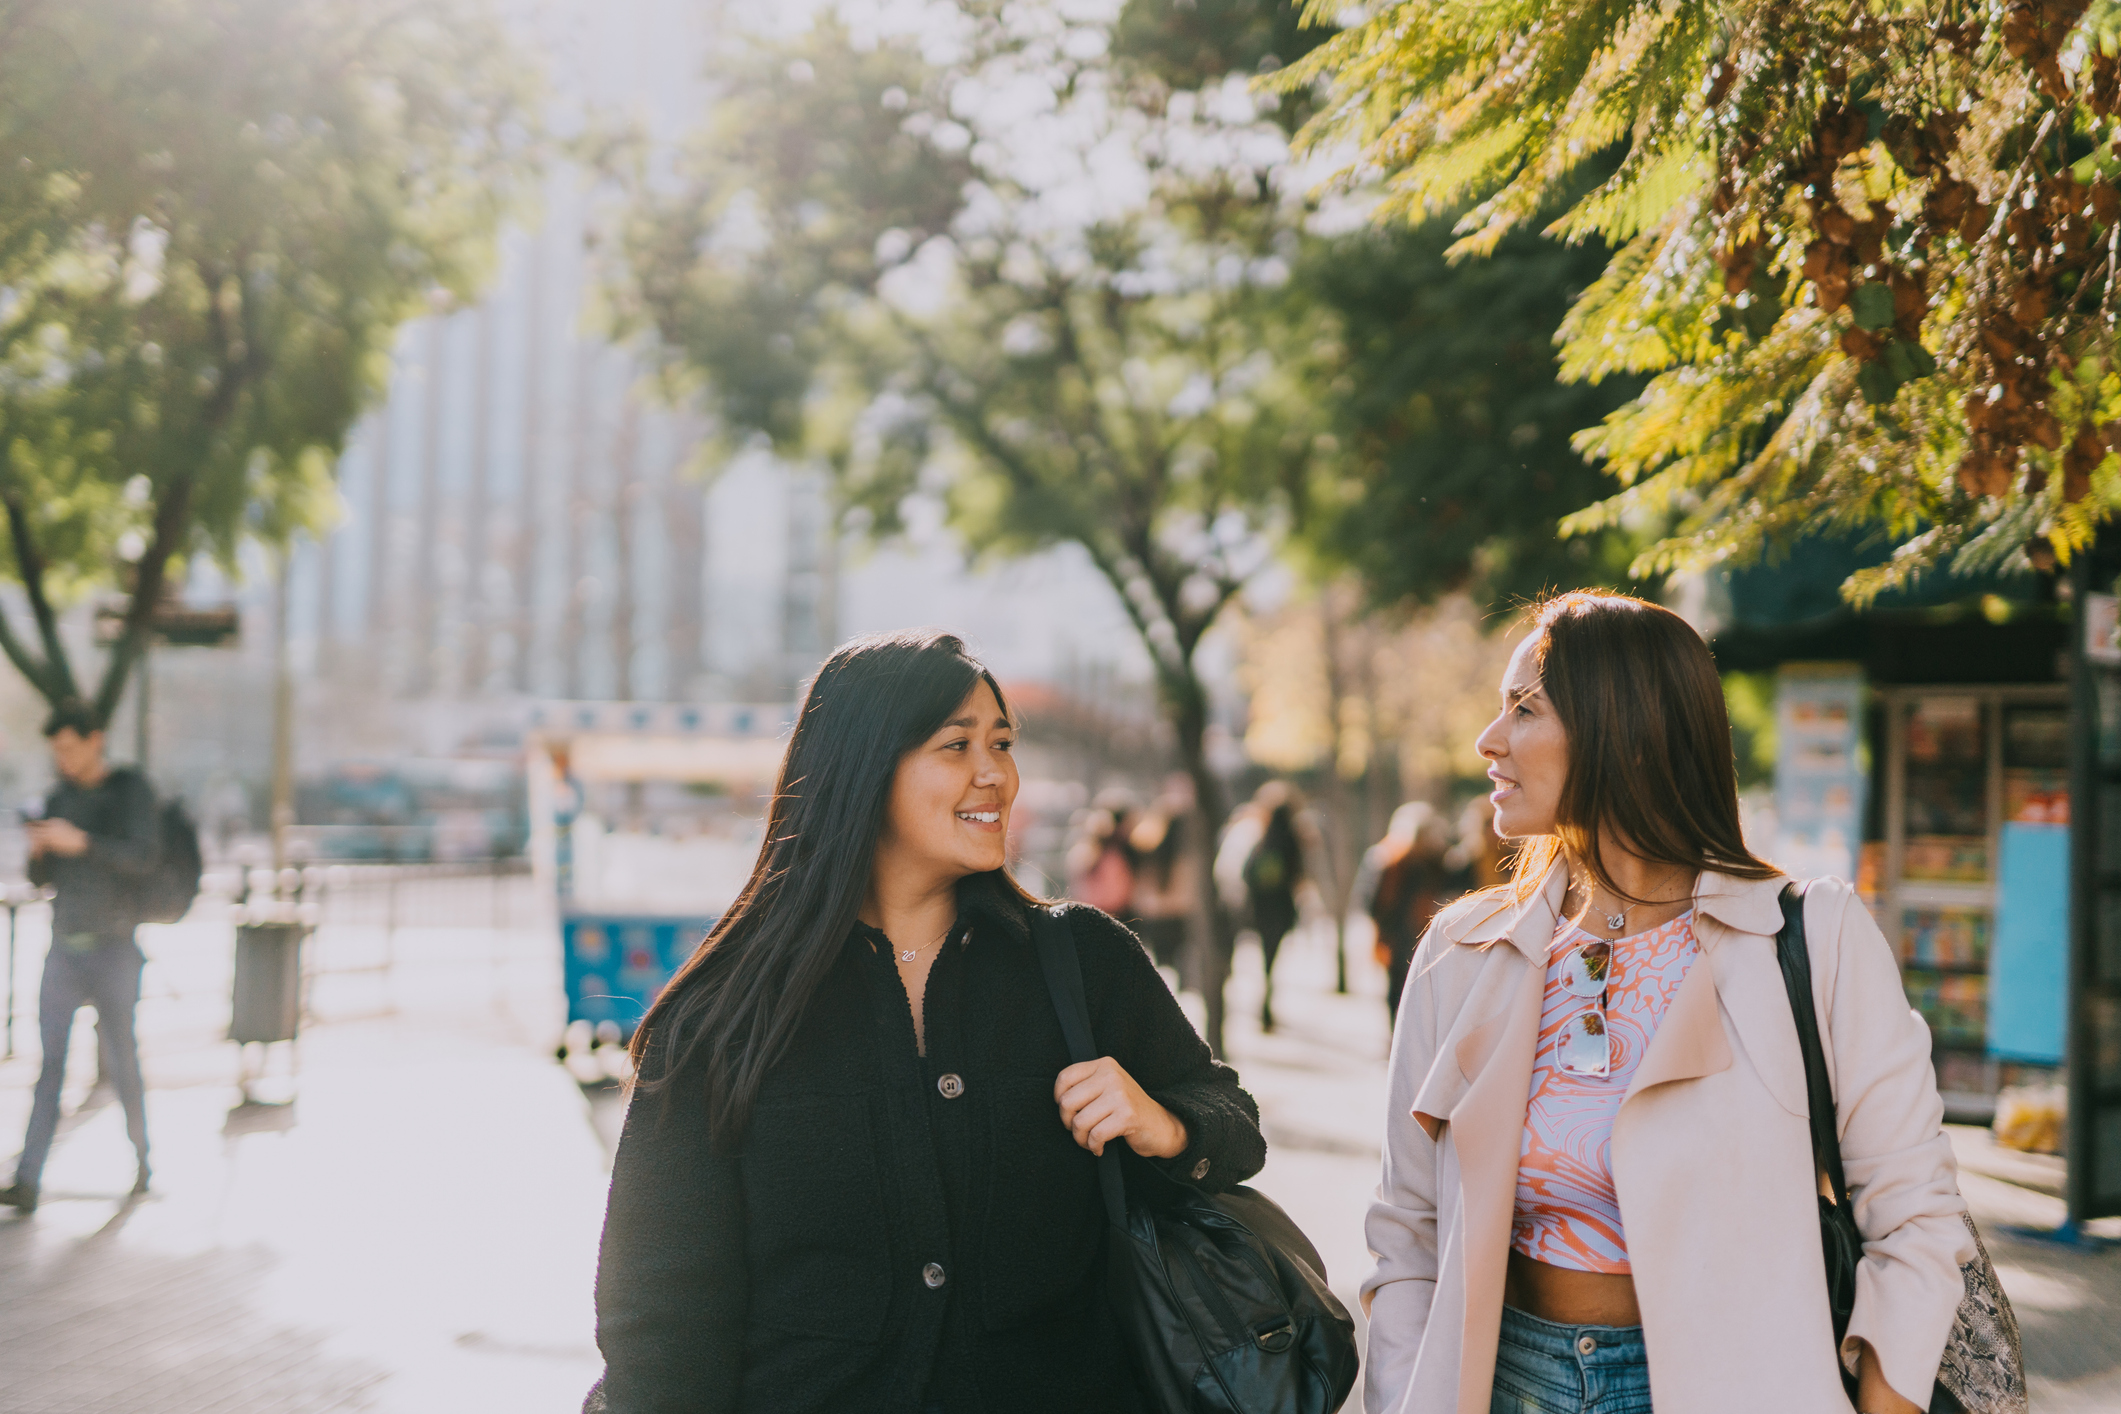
[563,913,716,1038]
[1989,822,2070,1064]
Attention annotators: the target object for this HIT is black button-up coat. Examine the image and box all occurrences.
[586,874,1267,1414]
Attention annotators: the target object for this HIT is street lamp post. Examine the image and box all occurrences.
[270,550,294,874]
[135,642,151,774]
[3,889,17,1060]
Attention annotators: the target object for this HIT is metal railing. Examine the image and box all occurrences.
[208,858,536,927]
[205,858,542,982]
[0,861,545,1054]
[0,885,50,1061]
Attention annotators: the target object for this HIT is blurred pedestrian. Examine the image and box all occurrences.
[1126,777,1198,975]
[1359,802,1461,1022]
[2,700,159,1214]
[1065,789,1138,920]
[585,631,1263,1413]
[1238,782,1306,1032]
[1448,794,1511,890]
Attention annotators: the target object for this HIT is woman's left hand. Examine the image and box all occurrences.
[1055,1057,1189,1159]
[1853,1340,1922,1414]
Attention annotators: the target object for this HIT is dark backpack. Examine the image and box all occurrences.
[1242,836,1289,895]
[140,797,203,924]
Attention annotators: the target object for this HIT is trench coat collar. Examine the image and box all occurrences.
[1690,866,1792,939]
[1436,861,1567,963]
[1444,858,1792,957]
[1429,863,1803,1136]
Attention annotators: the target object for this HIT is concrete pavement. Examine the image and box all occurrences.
[3,894,2117,1411]
[0,898,608,1414]
[1217,923,1390,1364]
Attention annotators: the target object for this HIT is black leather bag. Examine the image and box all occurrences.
[1028,906,1358,1414]
[1774,884,2027,1414]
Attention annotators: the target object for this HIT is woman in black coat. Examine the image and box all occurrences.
[585,630,1267,1414]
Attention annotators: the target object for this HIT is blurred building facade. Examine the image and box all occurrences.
[0,0,1163,841]
[305,0,826,708]
[290,0,1154,714]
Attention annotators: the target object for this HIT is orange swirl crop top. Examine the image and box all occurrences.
[1512,910,1700,1275]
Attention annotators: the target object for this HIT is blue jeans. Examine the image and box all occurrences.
[1491,1305,1652,1413]
[15,938,148,1190]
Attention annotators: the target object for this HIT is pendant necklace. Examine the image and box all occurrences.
[1574,868,1681,934]
[899,928,951,964]
[1571,877,1633,934]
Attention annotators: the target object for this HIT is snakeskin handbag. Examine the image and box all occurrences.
[1775,885,2027,1414]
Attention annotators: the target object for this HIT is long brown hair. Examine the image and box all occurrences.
[1508,590,1778,906]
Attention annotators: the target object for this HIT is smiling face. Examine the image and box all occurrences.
[873,681,1020,889]
[1473,634,1569,839]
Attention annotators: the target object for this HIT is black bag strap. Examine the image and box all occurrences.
[1774,881,1851,1207]
[1027,903,1131,1228]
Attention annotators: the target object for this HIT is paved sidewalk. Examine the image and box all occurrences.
[5,900,2116,1412]
[0,904,608,1414]
[1217,923,1390,1363]
[1952,1161,2121,1411]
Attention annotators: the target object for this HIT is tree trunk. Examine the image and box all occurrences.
[1162,660,1236,1056]
[1316,589,1356,992]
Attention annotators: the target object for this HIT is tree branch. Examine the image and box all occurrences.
[0,592,60,703]
[1176,574,1249,661]
[1074,533,1170,670]
[0,489,79,703]
[906,328,1194,691]
[94,258,265,725]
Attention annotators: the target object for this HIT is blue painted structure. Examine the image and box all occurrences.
[1989,822,2070,1063]
[562,913,716,1037]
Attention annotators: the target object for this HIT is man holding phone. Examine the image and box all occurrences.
[1,700,158,1213]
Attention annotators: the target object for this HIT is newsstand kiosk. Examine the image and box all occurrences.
[1718,530,2119,1231]
[525,701,787,1079]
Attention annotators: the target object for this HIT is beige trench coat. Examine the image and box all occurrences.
[1361,863,1972,1414]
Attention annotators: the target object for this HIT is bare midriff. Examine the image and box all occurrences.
[1504,1249,1642,1327]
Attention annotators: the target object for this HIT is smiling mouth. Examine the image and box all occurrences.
[956,810,1001,824]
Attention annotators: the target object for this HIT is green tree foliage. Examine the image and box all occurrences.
[1722,669,1779,788]
[0,0,535,722]
[1110,0,1327,99]
[1284,0,2121,602]
[1295,210,1647,609]
[1107,0,1646,614]
[621,13,1325,850]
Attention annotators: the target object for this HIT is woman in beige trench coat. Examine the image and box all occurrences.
[1363,592,1971,1414]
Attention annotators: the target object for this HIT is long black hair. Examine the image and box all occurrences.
[629,629,1034,1147]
